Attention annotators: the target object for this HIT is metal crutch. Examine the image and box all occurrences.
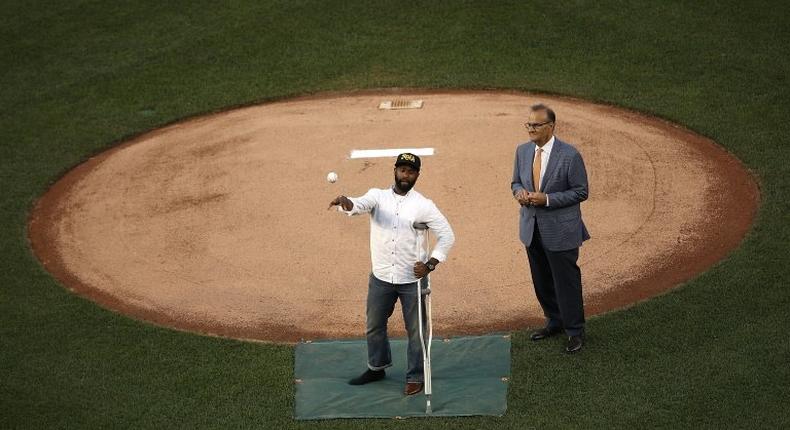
[413,222,433,414]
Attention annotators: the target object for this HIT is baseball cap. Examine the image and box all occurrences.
[394,153,421,171]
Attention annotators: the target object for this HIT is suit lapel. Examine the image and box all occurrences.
[541,139,563,192]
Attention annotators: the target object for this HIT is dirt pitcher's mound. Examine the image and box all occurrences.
[28,91,758,342]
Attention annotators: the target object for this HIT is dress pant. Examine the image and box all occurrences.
[526,222,585,336]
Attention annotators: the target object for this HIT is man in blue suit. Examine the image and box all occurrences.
[511,104,590,354]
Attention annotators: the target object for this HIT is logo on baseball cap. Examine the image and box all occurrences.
[395,153,421,171]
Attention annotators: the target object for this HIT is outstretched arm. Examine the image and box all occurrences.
[327,189,379,214]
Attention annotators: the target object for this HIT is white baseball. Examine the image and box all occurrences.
[327,172,338,183]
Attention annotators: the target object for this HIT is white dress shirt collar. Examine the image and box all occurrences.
[536,135,555,154]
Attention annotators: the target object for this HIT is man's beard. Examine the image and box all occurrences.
[394,174,416,193]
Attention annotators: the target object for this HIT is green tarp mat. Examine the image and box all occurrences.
[294,334,510,420]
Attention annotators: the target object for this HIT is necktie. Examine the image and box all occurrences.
[533,148,542,192]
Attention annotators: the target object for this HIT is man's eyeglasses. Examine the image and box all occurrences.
[524,121,553,130]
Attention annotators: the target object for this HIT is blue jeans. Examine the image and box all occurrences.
[366,274,427,382]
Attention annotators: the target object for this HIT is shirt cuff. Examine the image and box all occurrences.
[343,197,360,215]
[430,250,447,263]
[546,194,550,207]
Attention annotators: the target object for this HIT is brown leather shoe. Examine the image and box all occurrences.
[404,381,424,396]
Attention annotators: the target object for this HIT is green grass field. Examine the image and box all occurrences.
[2,1,789,428]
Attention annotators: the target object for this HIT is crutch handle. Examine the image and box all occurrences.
[413,222,429,231]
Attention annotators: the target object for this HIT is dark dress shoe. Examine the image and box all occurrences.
[565,335,584,354]
[530,326,563,341]
[348,369,385,385]
[404,381,424,395]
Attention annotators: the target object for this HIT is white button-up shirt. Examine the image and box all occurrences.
[346,187,455,284]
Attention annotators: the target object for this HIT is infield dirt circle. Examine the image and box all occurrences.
[28,90,758,342]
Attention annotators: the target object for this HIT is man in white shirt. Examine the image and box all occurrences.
[328,153,455,396]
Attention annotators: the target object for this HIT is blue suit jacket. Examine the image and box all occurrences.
[511,138,590,251]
